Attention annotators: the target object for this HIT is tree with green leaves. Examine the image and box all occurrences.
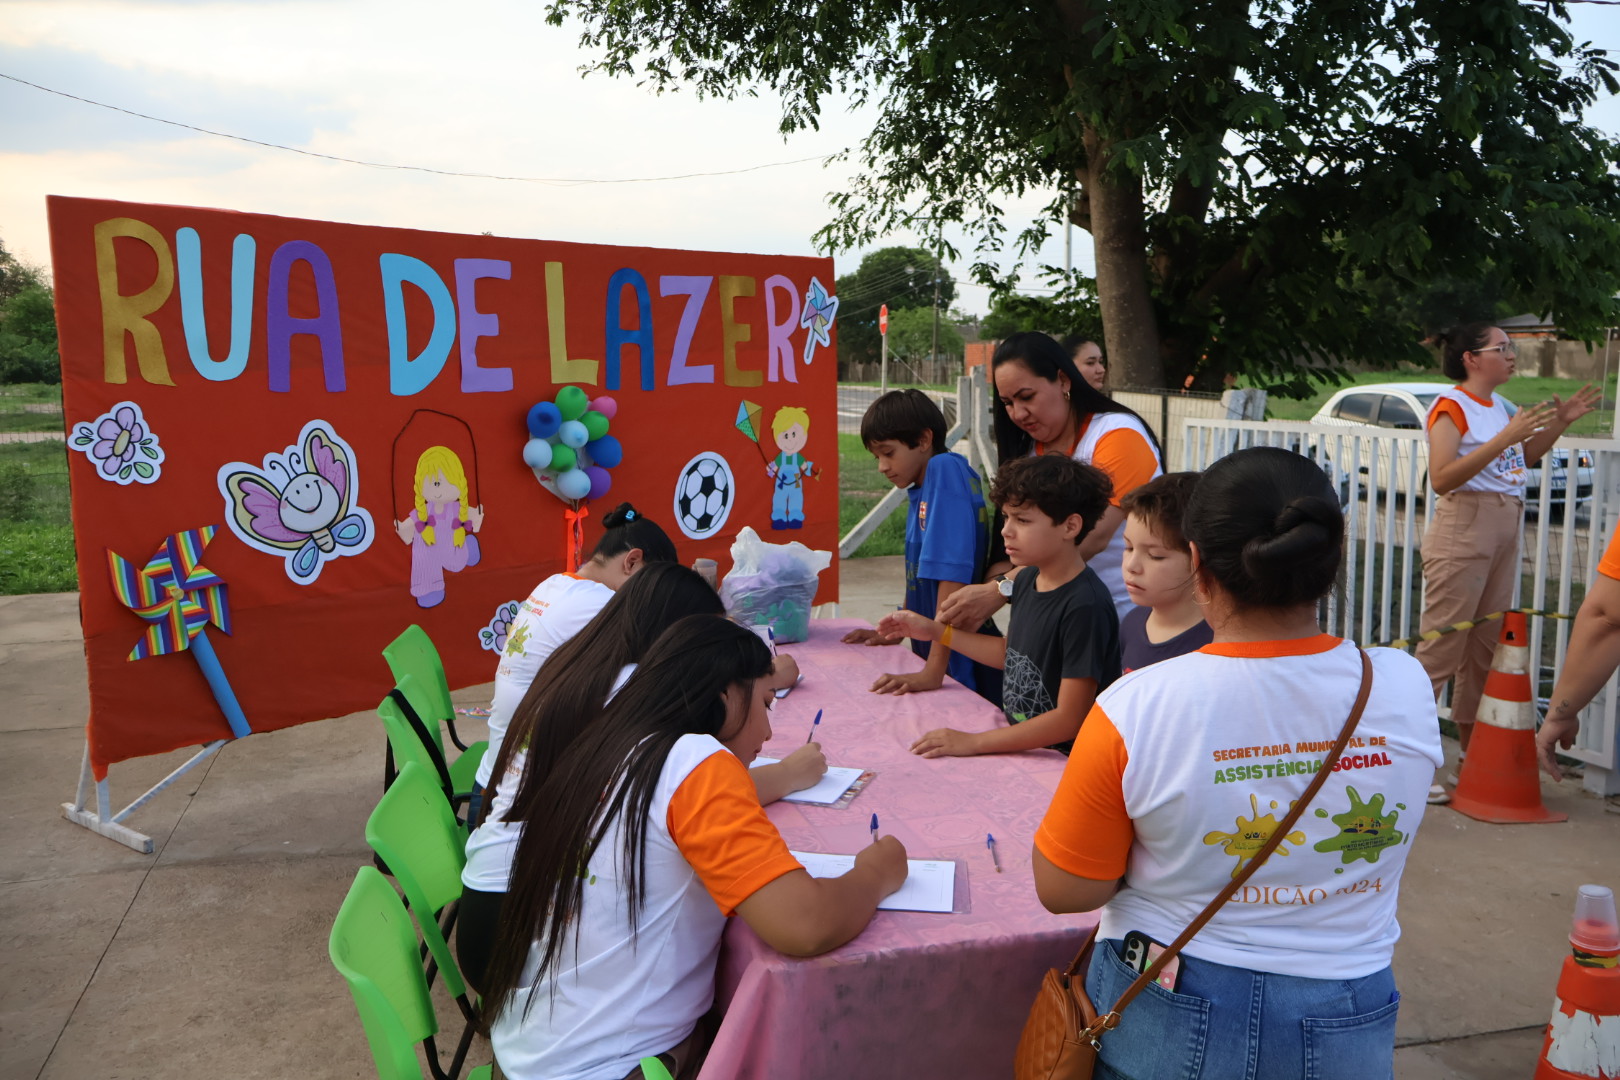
[0,238,58,385]
[549,0,1620,392]
[980,285,1104,347]
[834,246,954,366]
[885,305,965,365]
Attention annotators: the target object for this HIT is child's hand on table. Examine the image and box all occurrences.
[910,727,981,759]
[876,610,939,642]
[778,741,828,791]
[768,653,800,689]
[841,627,905,646]
[870,670,943,696]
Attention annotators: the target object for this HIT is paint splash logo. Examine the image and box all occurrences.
[1203,793,1308,879]
[1313,786,1405,866]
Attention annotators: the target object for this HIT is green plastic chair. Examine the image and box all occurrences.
[329,866,489,1080]
[376,687,466,817]
[390,672,485,802]
[366,761,472,1010]
[383,624,488,762]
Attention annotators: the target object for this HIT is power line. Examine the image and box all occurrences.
[0,71,841,186]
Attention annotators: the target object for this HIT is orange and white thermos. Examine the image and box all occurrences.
[1536,884,1620,1078]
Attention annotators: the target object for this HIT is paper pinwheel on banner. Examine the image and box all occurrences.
[522,387,623,570]
[734,400,774,465]
[799,278,839,365]
[106,526,251,739]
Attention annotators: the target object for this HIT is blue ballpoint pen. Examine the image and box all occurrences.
[805,708,822,744]
[987,833,1003,873]
[870,813,879,844]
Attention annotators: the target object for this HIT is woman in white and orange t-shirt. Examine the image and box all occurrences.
[1033,447,1443,1079]
[941,331,1162,628]
[1416,324,1594,804]
[1538,528,1620,780]
[481,616,906,1080]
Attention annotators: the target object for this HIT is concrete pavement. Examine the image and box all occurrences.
[3,557,1618,1079]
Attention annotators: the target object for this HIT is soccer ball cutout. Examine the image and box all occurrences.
[674,452,735,540]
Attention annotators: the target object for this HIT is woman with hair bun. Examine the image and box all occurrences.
[472,502,680,819]
[1417,323,1595,804]
[1033,447,1443,1079]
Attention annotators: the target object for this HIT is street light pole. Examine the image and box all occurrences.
[931,272,941,380]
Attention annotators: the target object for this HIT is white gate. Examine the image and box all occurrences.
[1182,417,1620,796]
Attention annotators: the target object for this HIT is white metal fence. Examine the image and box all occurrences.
[1182,417,1620,795]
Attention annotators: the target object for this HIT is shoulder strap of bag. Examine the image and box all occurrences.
[1082,648,1374,1038]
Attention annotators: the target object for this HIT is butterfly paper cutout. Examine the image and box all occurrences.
[218,421,375,583]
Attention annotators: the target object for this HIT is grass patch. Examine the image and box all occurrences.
[0,520,77,594]
[0,440,75,594]
[0,411,67,434]
[839,493,907,557]
[0,383,63,406]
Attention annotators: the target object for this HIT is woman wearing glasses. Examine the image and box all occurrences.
[1417,323,1596,804]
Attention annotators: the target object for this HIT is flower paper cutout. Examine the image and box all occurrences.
[70,401,165,485]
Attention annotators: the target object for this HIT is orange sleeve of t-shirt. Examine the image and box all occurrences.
[1090,429,1160,506]
[1599,530,1620,582]
[1034,704,1134,879]
[1427,399,1468,435]
[666,750,804,916]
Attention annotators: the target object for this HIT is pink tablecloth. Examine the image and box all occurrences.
[698,620,1097,1080]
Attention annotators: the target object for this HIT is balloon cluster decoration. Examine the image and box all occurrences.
[523,386,623,505]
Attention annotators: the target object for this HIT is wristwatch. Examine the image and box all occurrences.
[995,573,1013,600]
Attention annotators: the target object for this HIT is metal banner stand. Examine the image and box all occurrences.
[61,737,227,854]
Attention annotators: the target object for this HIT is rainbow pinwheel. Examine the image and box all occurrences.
[107,526,251,738]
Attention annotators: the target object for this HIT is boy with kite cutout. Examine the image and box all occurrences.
[765,406,816,530]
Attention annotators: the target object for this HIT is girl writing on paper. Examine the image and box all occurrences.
[457,563,823,991]
[481,616,906,1080]
[1033,447,1442,1079]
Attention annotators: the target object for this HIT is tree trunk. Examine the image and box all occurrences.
[1084,125,1162,389]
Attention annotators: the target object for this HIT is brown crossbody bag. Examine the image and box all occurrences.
[1013,649,1374,1080]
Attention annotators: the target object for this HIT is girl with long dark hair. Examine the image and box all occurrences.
[940,332,1162,629]
[483,616,906,1080]
[457,564,825,991]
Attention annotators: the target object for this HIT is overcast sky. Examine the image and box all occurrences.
[2,0,1616,318]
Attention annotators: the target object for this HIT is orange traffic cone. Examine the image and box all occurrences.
[1450,611,1568,824]
[1535,885,1620,1079]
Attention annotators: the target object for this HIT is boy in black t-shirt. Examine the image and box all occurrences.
[879,454,1121,755]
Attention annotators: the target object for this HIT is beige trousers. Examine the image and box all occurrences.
[1414,491,1523,727]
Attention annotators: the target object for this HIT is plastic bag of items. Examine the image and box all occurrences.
[719,527,832,644]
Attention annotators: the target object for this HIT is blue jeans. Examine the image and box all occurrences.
[1085,938,1399,1080]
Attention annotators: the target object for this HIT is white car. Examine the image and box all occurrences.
[1309,382,1592,509]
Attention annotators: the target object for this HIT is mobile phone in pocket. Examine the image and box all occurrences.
[1121,930,1181,992]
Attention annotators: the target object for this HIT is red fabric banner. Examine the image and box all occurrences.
[48,197,840,777]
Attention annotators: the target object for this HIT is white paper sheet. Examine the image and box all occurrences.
[750,757,866,805]
[789,851,958,913]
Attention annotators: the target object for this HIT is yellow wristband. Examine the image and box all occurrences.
[940,624,954,648]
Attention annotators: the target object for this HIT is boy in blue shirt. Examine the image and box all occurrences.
[843,389,1002,702]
